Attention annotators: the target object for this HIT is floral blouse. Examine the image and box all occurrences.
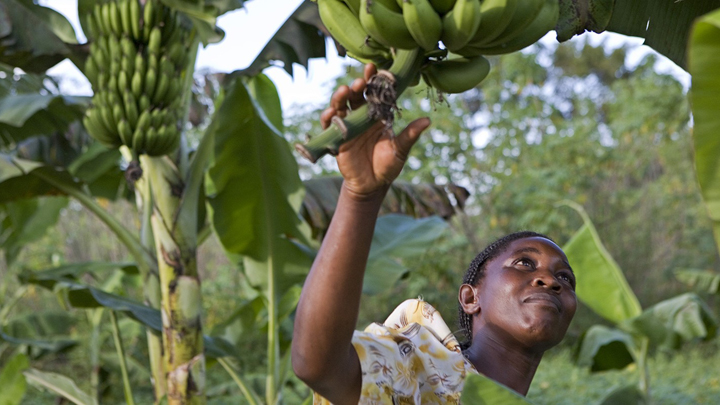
[313,298,478,404]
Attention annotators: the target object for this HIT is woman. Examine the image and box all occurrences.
[291,64,577,404]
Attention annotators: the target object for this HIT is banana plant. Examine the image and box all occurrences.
[560,202,718,404]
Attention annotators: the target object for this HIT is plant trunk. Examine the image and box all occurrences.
[142,155,205,404]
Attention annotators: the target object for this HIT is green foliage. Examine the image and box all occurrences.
[689,7,720,259]
[0,352,29,405]
[461,373,530,404]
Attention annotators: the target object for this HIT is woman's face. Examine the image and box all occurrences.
[473,237,577,351]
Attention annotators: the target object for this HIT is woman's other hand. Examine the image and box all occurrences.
[320,64,431,200]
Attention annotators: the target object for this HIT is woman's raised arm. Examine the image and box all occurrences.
[291,64,430,404]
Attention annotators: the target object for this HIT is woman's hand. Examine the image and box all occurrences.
[320,64,431,200]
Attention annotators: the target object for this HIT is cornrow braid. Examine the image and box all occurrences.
[457,231,553,351]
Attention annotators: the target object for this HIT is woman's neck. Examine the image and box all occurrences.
[463,331,544,396]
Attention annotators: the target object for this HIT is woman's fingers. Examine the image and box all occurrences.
[348,78,367,110]
[331,85,351,113]
[393,118,431,161]
[363,63,377,82]
[320,107,336,130]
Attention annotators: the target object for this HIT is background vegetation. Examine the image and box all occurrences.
[2,36,719,403]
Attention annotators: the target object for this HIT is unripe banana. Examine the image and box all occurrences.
[145,66,157,99]
[85,14,99,40]
[143,0,156,40]
[375,0,402,12]
[130,0,141,40]
[110,60,120,77]
[119,0,132,36]
[101,4,113,35]
[428,0,456,14]
[131,122,146,151]
[459,0,557,56]
[440,0,482,51]
[402,0,443,51]
[318,0,390,62]
[117,70,128,93]
[131,70,143,99]
[84,109,120,146]
[359,0,418,50]
[118,119,134,146]
[167,42,185,67]
[123,91,139,128]
[107,75,118,97]
[463,0,516,48]
[422,55,490,93]
[143,126,158,154]
[480,0,544,47]
[100,104,116,132]
[148,27,162,56]
[84,57,99,87]
[93,5,106,35]
[109,1,122,36]
[121,36,136,58]
[134,53,146,78]
[152,74,170,104]
[121,55,134,79]
[107,35,121,62]
[139,94,150,112]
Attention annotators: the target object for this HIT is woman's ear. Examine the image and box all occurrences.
[458,284,481,316]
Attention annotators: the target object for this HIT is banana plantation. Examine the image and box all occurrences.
[1,0,720,404]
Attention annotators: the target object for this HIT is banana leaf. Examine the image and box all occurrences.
[599,384,647,405]
[573,324,635,372]
[0,94,86,147]
[231,0,327,77]
[560,202,642,323]
[24,368,98,405]
[605,0,720,69]
[0,353,29,405]
[689,8,720,255]
[674,269,720,295]
[301,176,468,240]
[0,0,86,73]
[0,197,67,265]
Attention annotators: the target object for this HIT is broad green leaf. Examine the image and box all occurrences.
[605,0,720,69]
[0,352,29,405]
[18,261,138,290]
[0,197,67,264]
[0,94,86,147]
[12,0,78,44]
[674,269,720,294]
[67,143,121,185]
[573,325,635,372]
[364,215,449,295]
[599,384,647,405]
[301,177,466,240]
[623,293,717,349]
[0,0,72,72]
[561,202,641,323]
[232,1,327,77]
[246,74,283,132]
[689,9,720,254]
[23,369,97,405]
[460,373,530,404]
[206,77,308,299]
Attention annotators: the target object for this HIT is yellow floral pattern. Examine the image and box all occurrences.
[313,299,477,404]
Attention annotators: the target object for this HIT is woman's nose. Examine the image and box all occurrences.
[531,271,561,291]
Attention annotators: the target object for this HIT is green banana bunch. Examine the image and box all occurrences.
[83,0,191,157]
[440,0,482,51]
[402,0,442,51]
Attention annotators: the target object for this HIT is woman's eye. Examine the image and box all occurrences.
[559,273,575,286]
[517,258,534,268]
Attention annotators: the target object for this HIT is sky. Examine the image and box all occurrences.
[42,0,690,115]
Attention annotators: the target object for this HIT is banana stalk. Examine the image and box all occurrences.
[296,47,425,162]
[141,155,206,405]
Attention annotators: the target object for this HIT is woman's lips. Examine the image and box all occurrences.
[523,293,561,312]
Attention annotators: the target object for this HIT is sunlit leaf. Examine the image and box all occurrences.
[18,261,138,289]
[689,8,720,254]
[0,352,29,405]
[460,373,530,404]
[573,325,635,372]
[623,293,717,349]
[674,269,720,294]
[23,368,97,405]
[561,201,642,323]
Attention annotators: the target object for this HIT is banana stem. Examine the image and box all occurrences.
[295,48,426,163]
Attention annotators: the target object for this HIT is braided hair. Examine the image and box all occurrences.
[457,231,553,350]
